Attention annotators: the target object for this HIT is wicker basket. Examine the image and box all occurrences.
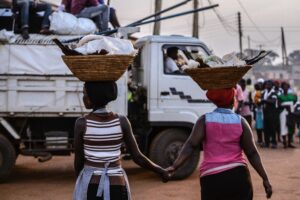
[184,65,252,90]
[62,54,135,81]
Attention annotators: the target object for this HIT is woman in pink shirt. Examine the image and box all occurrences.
[167,88,272,200]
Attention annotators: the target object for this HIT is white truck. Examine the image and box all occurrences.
[0,33,215,182]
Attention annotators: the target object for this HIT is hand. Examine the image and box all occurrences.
[263,179,272,199]
[159,168,170,183]
[166,166,176,177]
[160,166,175,183]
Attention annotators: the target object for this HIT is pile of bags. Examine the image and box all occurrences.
[182,52,246,71]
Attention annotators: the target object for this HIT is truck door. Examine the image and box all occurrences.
[156,44,215,123]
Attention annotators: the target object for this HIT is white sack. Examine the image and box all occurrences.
[49,12,96,35]
[0,29,16,43]
[75,18,97,35]
[49,11,77,35]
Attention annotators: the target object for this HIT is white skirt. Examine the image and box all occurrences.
[280,109,288,136]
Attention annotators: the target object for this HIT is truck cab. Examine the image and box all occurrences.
[130,35,215,179]
[0,34,214,182]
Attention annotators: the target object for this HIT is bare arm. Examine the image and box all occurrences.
[240,117,272,198]
[73,117,86,177]
[119,115,165,175]
[172,116,205,170]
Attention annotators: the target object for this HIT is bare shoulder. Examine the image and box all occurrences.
[240,116,251,130]
[194,115,205,128]
[75,117,86,130]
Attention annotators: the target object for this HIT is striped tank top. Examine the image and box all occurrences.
[74,112,132,200]
[199,108,247,177]
[83,112,123,174]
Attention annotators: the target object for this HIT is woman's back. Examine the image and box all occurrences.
[84,112,123,167]
[200,108,247,177]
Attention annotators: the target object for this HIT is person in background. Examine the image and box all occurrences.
[234,83,244,114]
[15,0,53,39]
[278,82,298,148]
[61,0,109,31]
[246,78,255,99]
[262,80,278,148]
[73,81,168,200]
[164,47,182,74]
[239,79,253,126]
[98,0,121,28]
[294,101,300,143]
[254,82,264,146]
[166,88,272,200]
[274,80,283,142]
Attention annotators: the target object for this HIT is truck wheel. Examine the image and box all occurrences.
[149,128,199,180]
[0,135,16,182]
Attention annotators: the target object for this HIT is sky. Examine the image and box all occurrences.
[49,0,300,58]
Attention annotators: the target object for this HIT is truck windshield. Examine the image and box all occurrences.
[162,45,209,75]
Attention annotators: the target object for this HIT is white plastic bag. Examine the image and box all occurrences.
[75,18,97,35]
[222,52,246,66]
[49,12,97,35]
[0,29,16,43]
[75,35,136,55]
[49,11,77,35]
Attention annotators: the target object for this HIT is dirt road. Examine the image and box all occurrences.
[1,143,300,200]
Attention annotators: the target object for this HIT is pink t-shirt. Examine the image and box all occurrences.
[199,108,247,177]
[240,89,252,116]
[234,84,244,111]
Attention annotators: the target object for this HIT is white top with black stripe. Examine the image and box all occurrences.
[83,117,123,165]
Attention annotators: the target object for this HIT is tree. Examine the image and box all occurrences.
[288,50,300,65]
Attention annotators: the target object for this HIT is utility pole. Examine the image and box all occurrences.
[247,35,250,49]
[247,35,252,57]
[238,12,243,56]
[281,27,288,67]
[192,0,199,38]
[153,0,162,35]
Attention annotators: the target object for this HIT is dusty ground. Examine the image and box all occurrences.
[1,141,300,200]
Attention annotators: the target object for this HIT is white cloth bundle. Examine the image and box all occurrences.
[75,35,136,55]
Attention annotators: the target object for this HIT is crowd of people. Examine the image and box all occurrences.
[235,78,300,149]
[6,0,121,39]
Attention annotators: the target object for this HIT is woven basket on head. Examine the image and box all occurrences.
[184,65,252,90]
[62,54,135,81]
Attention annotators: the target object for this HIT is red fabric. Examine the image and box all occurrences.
[63,0,99,15]
[206,88,235,107]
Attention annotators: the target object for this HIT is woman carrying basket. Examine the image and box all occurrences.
[166,87,273,200]
[73,81,168,200]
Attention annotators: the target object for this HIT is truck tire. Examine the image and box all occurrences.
[149,128,199,180]
[0,135,16,182]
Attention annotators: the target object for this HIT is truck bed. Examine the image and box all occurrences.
[0,35,128,117]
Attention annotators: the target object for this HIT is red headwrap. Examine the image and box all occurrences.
[206,88,235,107]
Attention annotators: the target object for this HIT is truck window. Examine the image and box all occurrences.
[162,45,209,75]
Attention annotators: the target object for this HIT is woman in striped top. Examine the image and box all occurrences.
[73,81,168,200]
[166,88,273,200]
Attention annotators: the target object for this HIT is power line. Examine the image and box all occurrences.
[235,0,270,42]
[206,0,237,36]
[249,36,281,45]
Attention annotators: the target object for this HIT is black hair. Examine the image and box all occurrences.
[254,83,260,90]
[166,47,179,56]
[239,78,246,85]
[281,81,290,89]
[84,81,117,108]
[246,78,252,85]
